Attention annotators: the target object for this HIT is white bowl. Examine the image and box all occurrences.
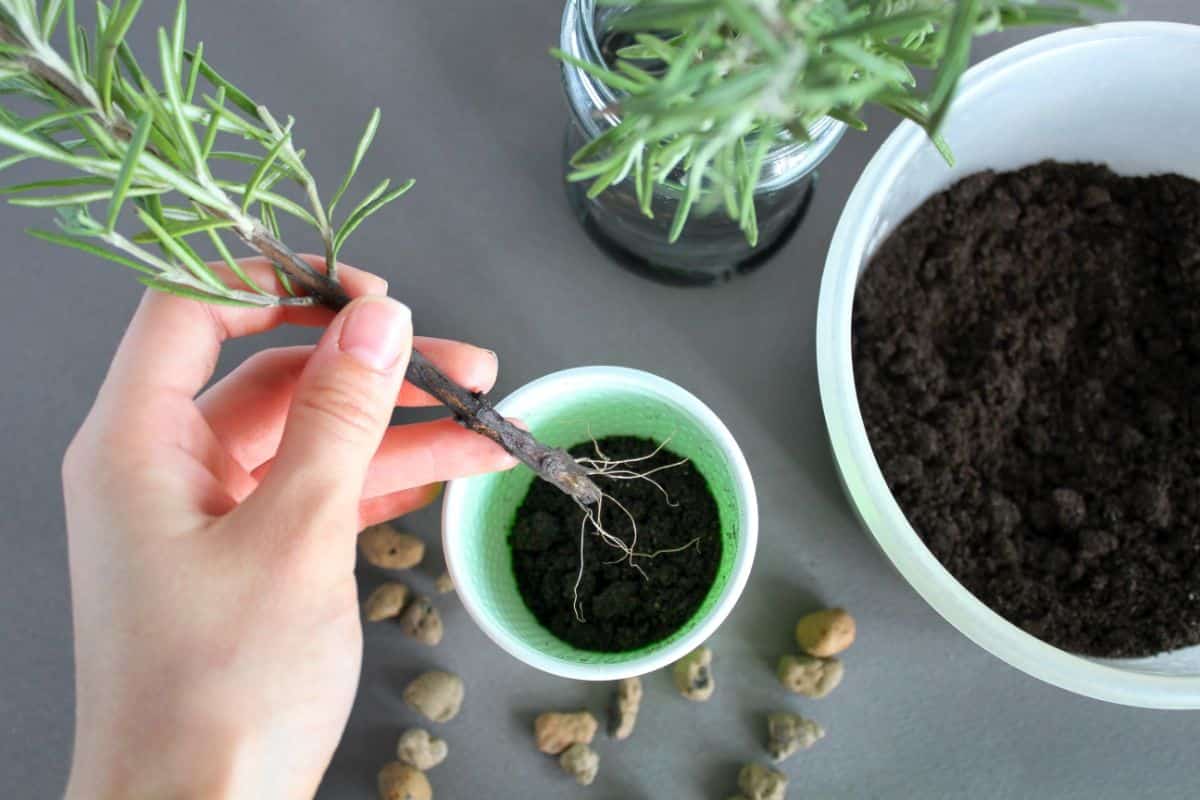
[443,366,757,680]
[817,22,1200,708]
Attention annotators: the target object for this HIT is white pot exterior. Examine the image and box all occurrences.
[817,22,1200,708]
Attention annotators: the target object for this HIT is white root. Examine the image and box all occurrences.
[572,510,589,623]
[577,433,672,470]
[588,461,689,507]
[566,434,700,623]
[575,435,690,507]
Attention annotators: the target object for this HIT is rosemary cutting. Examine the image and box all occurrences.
[555,0,1119,245]
[0,0,602,506]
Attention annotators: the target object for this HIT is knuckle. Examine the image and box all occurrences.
[294,377,382,442]
[61,424,138,501]
[242,493,358,578]
[268,466,351,523]
[61,418,111,486]
[245,346,308,377]
[60,433,90,486]
[228,348,301,394]
[240,347,285,376]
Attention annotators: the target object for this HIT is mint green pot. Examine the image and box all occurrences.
[442,366,758,680]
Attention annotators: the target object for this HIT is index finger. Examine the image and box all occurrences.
[92,256,386,438]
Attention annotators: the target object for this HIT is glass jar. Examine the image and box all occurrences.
[559,0,847,286]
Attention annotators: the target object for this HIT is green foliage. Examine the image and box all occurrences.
[556,0,1120,245]
[0,0,409,306]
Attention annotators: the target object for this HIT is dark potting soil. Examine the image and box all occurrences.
[510,436,721,652]
[854,161,1200,658]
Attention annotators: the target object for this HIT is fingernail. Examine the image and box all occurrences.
[339,297,411,372]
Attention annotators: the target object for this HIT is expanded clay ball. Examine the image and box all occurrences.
[777,654,843,699]
[534,711,598,755]
[738,763,788,800]
[559,743,600,786]
[360,524,425,570]
[404,671,464,723]
[673,645,715,701]
[766,712,824,762]
[607,677,643,740]
[794,608,856,657]
[396,729,448,771]
[365,582,410,622]
[434,572,455,594]
[399,596,444,646]
[377,762,431,800]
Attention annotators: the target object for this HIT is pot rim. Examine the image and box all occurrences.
[816,21,1200,709]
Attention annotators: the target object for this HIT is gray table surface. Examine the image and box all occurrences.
[3,1,1199,798]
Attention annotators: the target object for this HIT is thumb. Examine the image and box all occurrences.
[251,296,412,519]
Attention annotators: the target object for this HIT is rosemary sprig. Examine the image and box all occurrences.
[0,0,604,507]
[0,0,395,306]
[556,0,1120,245]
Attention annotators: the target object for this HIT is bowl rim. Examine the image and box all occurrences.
[442,365,759,681]
[816,21,1200,709]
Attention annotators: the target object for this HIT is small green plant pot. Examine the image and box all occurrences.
[442,366,757,680]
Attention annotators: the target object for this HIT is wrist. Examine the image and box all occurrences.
[66,733,244,800]
[66,702,259,800]
[66,711,326,800]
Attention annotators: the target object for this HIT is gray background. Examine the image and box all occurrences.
[2,1,1198,798]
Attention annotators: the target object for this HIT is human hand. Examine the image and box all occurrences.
[62,259,514,799]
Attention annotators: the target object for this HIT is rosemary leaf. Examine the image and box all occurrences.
[136,206,224,291]
[552,48,643,94]
[184,39,202,104]
[140,276,269,307]
[329,107,380,215]
[183,50,256,115]
[255,187,318,228]
[719,0,783,58]
[28,227,154,274]
[18,107,95,133]
[157,27,202,170]
[40,0,64,39]
[241,124,291,213]
[826,107,868,131]
[97,0,142,113]
[105,107,152,231]
[332,178,414,258]
[199,85,223,159]
[206,225,266,294]
[0,175,106,193]
[171,0,187,74]
[828,40,914,86]
[0,119,116,174]
[926,0,980,133]
[72,18,89,79]
[7,184,160,206]
[129,215,232,242]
